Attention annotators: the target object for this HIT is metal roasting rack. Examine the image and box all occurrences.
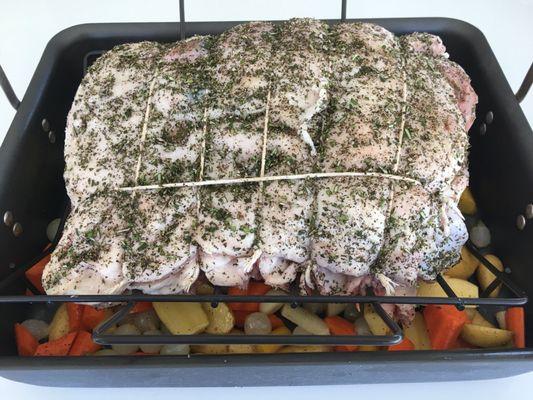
[0,0,530,348]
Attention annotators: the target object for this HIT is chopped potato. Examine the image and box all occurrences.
[459,187,477,215]
[471,310,495,328]
[461,324,513,348]
[258,289,286,314]
[476,254,504,298]
[255,326,291,353]
[417,277,479,302]
[445,247,478,279]
[195,282,215,295]
[363,304,391,336]
[281,304,330,335]
[227,344,256,354]
[279,345,332,353]
[153,302,208,335]
[49,304,69,341]
[202,302,235,334]
[404,312,431,350]
[326,303,347,317]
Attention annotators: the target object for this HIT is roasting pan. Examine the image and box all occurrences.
[0,13,532,386]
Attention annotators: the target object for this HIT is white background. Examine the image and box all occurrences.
[0,0,532,398]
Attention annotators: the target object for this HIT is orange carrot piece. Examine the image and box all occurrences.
[129,302,153,314]
[14,323,39,356]
[423,305,468,350]
[233,310,251,328]
[25,289,34,296]
[67,303,84,332]
[268,314,284,329]
[324,315,358,352]
[227,282,271,312]
[506,307,525,348]
[388,338,415,351]
[69,331,102,356]
[34,332,77,356]
[24,254,51,294]
[81,305,109,330]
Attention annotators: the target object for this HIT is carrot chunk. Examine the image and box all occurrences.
[268,314,285,329]
[81,305,110,330]
[423,305,468,350]
[506,307,525,348]
[129,302,153,314]
[388,338,415,351]
[67,303,84,332]
[14,323,39,356]
[24,254,51,294]
[34,332,77,356]
[68,331,102,356]
[227,281,271,312]
[324,315,358,352]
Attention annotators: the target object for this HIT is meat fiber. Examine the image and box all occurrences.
[43,19,477,307]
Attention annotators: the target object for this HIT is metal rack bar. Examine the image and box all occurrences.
[179,0,185,40]
[0,63,20,110]
[341,0,347,21]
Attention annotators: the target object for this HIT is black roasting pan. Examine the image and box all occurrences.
[0,18,532,387]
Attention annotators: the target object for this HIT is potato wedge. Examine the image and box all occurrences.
[326,303,347,317]
[404,312,431,350]
[255,326,291,353]
[258,289,286,314]
[190,344,228,354]
[49,304,70,341]
[281,304,330,335]
[153,302,208,335]
[458,187,477,215]
[461,324,513,348]
[202,302,235,334]
[471,310,495,328]
[363,304,391,336]
[445,247,478,279]
[417,277,479,301]
[476,254,503,298]
[279,345,332,353]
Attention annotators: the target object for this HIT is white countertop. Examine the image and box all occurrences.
[1,0,532,397]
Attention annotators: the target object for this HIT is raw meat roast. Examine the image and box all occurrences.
[43,19,477,310]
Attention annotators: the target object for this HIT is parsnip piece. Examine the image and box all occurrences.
[281,304,330,335]
[326,303,347,317]
[258,289,286,314]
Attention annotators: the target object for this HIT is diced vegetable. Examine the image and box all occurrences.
[129,302,153,314]
[388,338,415,351]
[461,324,513,348]
[49,304,70,341]
[343,304,361,322]
[66,303,84,332]
[92,349,119,356]
[35,332,77,356]
[202,302,235,334]
[267,313,285,329]
[112,323,140,355]
[139,329,163,354]
[363,304,390,335]
[506,307,525,348]
[132,309,160,333]
[292,326,311,335]
[458,187,477,215]
[324,315,358,352]
[255,326,291,353]
[303,303,326,315]
[326,303,347,317]
[281,304,330,335]
[278,345,332,353]
[403,312,431,350]
[21,319,49,341]
[258,289,286,314]
[153,302,208,335]
[195,282,215,295]
[159,344,190,355]
[423,305,468,350]
[445,246,478,279]
[417,277,479,301]
[470,221,491,248]
[476,254,503,298]
[14,323,39,356]
[496,311,507,330]
[244,312,272,335]
[24,254,50,294]
[228,344,256,354]
[354,317,372,336]
[471,310,495,328]
[358,346,379,352]
[191,344,228,354]
[81,305,113,330]
[69,331,102,356]
[227,282,271,312]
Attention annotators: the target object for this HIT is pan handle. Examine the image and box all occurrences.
[516,61,533,103]
[0,64,20,110]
